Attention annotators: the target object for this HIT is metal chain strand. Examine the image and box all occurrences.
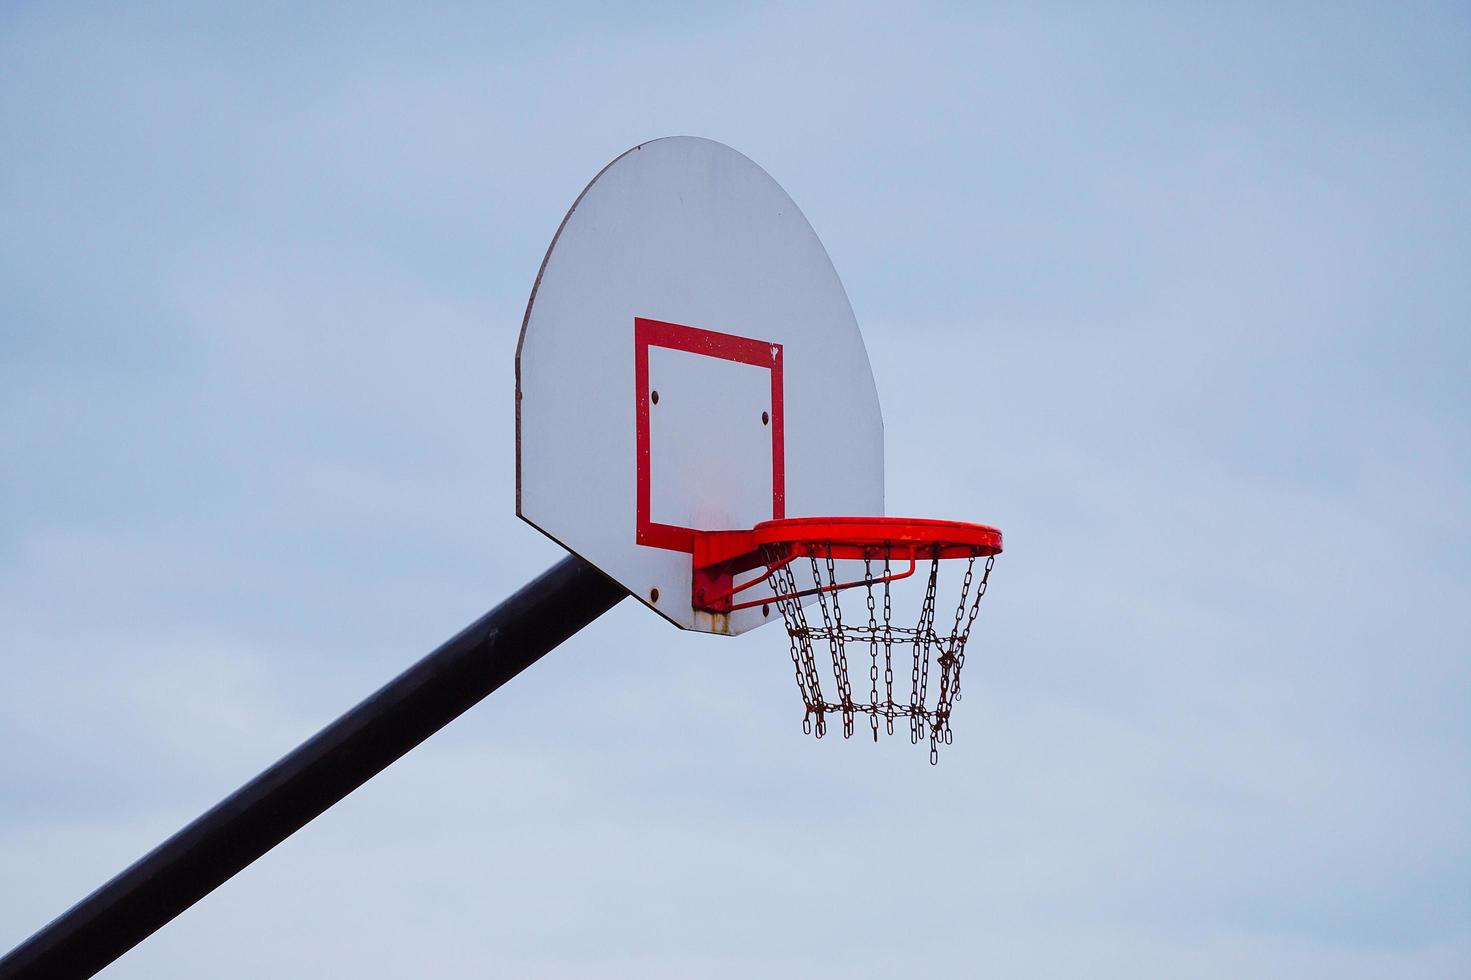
[824,546,855,739]
[908,561,926,745]
[946,557,976,706]
[762,539,997,763]
[865,557,880,742]
[765,547,826,736]
[928,556,975,748]
[808,552,843,738]
[951,554,994,705]
[882,553,895,736]
[914,558,940,751]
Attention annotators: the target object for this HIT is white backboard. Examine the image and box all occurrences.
[516,137,883,634]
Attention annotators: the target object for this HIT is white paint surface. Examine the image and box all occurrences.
[516,137,883,633]
[647,346,774,534]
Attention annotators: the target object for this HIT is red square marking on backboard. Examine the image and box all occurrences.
[634,317,785,553]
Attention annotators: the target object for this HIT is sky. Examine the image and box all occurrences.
[2,2,1468,977]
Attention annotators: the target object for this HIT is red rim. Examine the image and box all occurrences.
[751,516,1003,561]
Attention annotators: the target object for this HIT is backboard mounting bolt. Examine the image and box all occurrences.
[650,587,660,602]
[762,411,769,425]
[651,390,660,405]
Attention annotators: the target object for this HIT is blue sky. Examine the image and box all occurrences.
[2,3,1468,977]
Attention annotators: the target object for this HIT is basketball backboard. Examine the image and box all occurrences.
[516,137,883,634]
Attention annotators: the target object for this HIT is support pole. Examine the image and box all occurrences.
[0,555,625,979]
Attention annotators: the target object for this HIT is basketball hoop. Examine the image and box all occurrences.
[514,137,1010,762]
[693,517,1002,763]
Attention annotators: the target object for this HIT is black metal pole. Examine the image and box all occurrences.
[0,555,625,980]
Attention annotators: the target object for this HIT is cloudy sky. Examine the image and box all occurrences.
[2,3,1468,977]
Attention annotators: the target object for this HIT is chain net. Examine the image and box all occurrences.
[763,543,996,764]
